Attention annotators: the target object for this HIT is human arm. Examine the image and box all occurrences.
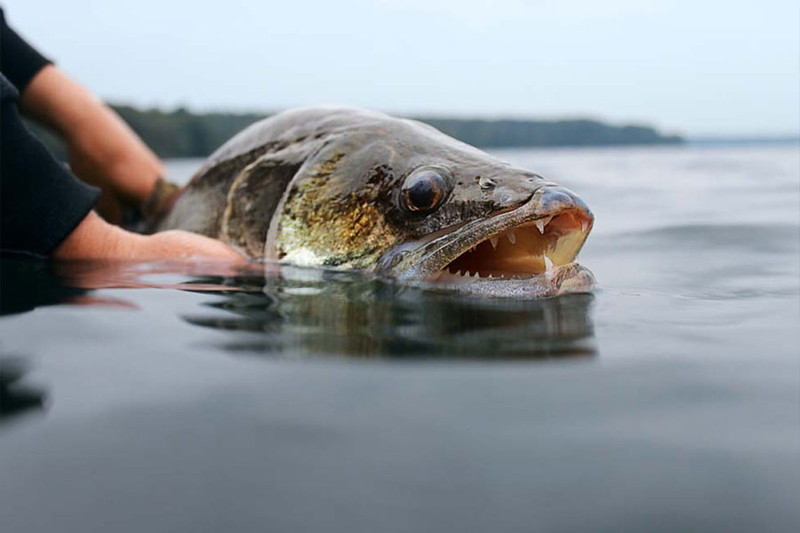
[19,64,164,222]
[1,73,242,262]
[1,7,168,222]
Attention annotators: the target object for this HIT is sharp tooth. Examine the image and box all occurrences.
[535,216,553,233]
[507,231,516,245]
[544,255,554,272]
[490,236,499,249]
[581,220,589,233]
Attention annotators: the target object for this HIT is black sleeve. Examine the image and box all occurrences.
[0,8,52,92]
[1,74,100,256]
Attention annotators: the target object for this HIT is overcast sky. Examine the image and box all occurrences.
[3,0,798,136]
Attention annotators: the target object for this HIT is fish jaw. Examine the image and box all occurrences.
[405,263,596,299]
[385,186,595,294]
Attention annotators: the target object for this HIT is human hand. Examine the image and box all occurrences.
[135,230,245,262]
[53,211,245,262]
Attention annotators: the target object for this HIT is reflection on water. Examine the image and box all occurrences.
[2,258,595,361]
[186,268,595,359]
[0,255,594,431]
[0,357,47,427]
[0,257,87,316]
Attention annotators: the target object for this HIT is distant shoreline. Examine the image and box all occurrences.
[27,104,684,160]
[27,104,798,161]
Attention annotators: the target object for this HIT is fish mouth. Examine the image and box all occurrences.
[395,186,594,283]
[438,208,591,280]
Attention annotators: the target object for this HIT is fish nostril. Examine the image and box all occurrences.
[478,176,497,190]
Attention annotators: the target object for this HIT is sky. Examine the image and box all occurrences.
[3,0,798,137]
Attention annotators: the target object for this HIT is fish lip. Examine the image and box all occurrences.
[391,186,594,281]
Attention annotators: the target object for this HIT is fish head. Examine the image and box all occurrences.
[268,110,594,297]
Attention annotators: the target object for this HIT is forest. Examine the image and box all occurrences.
[28,104,682,159]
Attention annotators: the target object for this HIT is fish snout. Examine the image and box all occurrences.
[531,186,593,221]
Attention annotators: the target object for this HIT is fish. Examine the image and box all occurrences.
[157,107,595,298]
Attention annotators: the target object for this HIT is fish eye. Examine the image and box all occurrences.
[401,169,448,213]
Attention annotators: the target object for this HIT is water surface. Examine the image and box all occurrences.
[1,144,798,532]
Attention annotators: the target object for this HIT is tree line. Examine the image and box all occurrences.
[27,104,682,160]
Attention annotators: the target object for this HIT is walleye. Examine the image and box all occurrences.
[157,108,595,298]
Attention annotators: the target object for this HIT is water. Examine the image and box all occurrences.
[1,145,798,532]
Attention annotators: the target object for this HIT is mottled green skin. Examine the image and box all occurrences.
[158,108,582,284]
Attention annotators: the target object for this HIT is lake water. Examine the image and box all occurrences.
[1,144,799,532]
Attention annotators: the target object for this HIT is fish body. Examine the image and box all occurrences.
[159,107,595,298]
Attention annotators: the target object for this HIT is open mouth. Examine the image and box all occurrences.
[436,207,593,280]
[390,186,594,284]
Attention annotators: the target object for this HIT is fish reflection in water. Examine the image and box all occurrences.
[0,357,47,426]
[3,257,595,362]
[183,267,596,360]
